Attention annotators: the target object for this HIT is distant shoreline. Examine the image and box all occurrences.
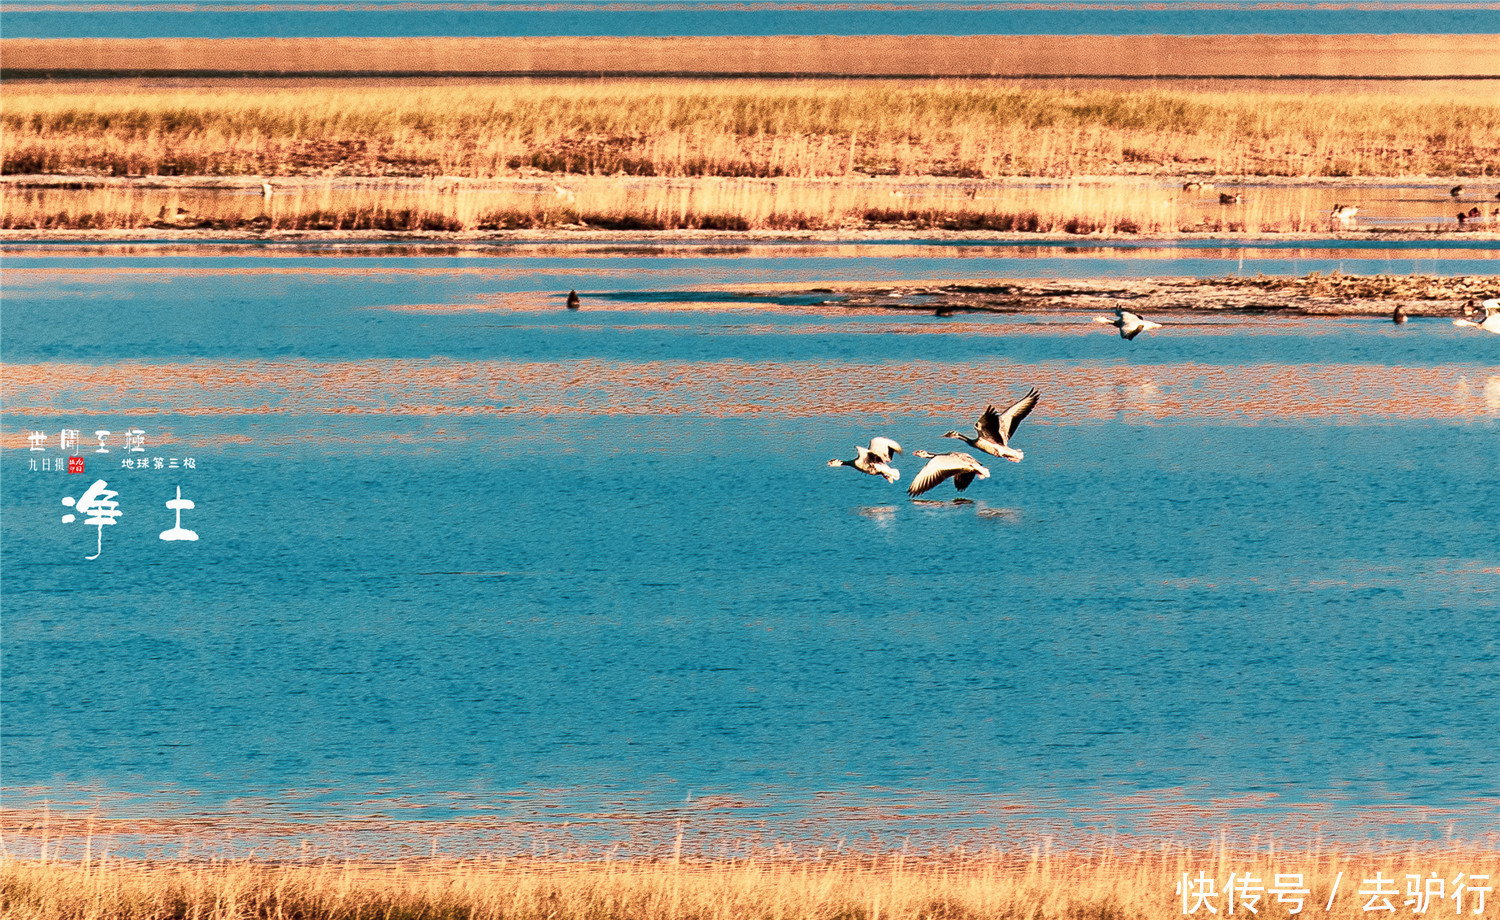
[5,34,1499,78]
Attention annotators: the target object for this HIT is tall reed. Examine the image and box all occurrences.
[0,177,1355,234]
[5,80,1498,181]
[3,849,1496,920]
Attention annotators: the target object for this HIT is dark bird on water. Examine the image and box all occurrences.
[1392,304,1407,324]
[566,290,580,310]
[1451,186,1464,198]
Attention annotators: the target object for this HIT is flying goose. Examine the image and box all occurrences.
[943,388,1040,462]
[907,450,990,498]
[828,436,903,483]
[1454,312,1500,334]
[1453,299,1500,333]
[1095,306,1163,341]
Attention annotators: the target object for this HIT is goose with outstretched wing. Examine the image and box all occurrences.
[944,388,1039,462]
[1095,306,1162,341]
[907,450,990,498]
[829,436,903,483]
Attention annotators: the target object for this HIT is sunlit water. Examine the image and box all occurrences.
[8,0,1498,40]
[3,240,1497,858]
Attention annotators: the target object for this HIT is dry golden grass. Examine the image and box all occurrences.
[0,176,1394,235]
[3,849,1496,920]
[5,79,1500,182]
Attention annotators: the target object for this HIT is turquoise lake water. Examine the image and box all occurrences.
[2,239,1497,858]
[7,0,1500,39]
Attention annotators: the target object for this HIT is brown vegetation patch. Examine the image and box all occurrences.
[5,79,1499,182]
[3,850,1498,920]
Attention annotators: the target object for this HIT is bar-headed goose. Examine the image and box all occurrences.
[829,436,903,482]
[943,388,1040,462]
[1095,307,1163,341]
[907,450,990,498]
[1454,298,1500,334]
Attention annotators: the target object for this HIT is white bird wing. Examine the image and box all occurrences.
[907,453,988,497]
[1482,298,1500,315]
[867,436,902,462]
[907,454,961,497]
[994,388,1040,444]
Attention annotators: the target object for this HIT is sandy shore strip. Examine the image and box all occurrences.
[5,34,1500,78]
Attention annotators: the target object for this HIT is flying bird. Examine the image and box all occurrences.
[1454,298,1500,333]
[1095,307,1163,341]
[828,436,903,483]
[907,450,990,498]
[943,388,1040,462]
[1453,312,1500,334]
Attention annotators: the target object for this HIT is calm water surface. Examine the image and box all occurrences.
[9,0,1499,39]
[3,240,1497,857]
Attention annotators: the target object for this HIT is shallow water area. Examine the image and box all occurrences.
[3,239,1497,860]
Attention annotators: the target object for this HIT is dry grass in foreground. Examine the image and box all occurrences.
[4,850,1498,920]
[6,79,1500,181]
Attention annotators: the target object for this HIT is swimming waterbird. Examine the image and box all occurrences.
[566,290,581,310]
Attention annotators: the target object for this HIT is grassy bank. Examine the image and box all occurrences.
[0,177,1231,234]
[6,79,1500,182]
[10,175,1494,236]
[4,850,1496,920]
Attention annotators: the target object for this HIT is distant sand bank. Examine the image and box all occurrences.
[5,34,1500,78]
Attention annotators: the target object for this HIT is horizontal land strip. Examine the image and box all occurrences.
[5,35,1500,78]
